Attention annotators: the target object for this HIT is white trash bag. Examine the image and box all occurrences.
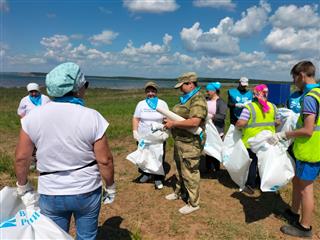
[0,186,72,239]
[204,120,223,162]
[248,131,295,192]
[127,130,168,175]
[222,125,251,190]
[276,108,299,148]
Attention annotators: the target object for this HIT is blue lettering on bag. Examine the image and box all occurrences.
[0,217,17,228]
[0,210,41,228]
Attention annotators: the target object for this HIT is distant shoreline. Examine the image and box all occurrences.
[0,72,291,84]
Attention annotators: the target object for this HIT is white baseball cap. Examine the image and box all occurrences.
[27,83,40,92]
[239,77,249,86]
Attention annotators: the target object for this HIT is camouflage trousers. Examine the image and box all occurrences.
[173,140,201,207]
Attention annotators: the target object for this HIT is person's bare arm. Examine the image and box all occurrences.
[286,114,316,139]
[94,135,114,187]
[164,117,201,129]
[14,129,34,185]
[132,117,140,131]
[235,119,248,129]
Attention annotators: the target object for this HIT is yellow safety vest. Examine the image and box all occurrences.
[242,101,276,148]
[293,88,320,162]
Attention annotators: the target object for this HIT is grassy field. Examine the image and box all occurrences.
[0,87,319,240]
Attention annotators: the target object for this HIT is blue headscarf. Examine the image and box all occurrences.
[29,95,42,106]
[180,87,201,104]
[146,97,158,110]
[206,82,221,91]
[304,83,320,94]
[53,96,84,106]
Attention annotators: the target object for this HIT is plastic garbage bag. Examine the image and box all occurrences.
[221,125,251,190]
[204,120,223,162]
[248,131,295,192]
[156,107,202,135]
[126,130,168,175]
[0,186,72,240]
[276,108,299,148]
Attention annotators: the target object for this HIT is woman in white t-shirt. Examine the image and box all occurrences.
[132,81,169,189]
[14,62,115,240]
[17,82,51,118]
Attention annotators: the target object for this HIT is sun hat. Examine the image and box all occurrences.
[206,82,221,91]
[239,77,249,86]
[46,62,86,97]
[27,83,40,92]
[144,81,159,91]
[174,72,197,89]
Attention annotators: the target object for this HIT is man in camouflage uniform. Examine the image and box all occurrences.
[164,72,207,214]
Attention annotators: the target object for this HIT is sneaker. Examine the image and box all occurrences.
[154,180,163,189]
[139,174,151,183]
[178,204,200,214]
[242,185,255,195]
[165,193,179,200]
[282,209,300,225]
[280,223,312,238]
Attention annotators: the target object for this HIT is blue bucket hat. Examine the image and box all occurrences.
[46,62,86,97]
[206,82,221,91]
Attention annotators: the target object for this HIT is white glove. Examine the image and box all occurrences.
[267,132,287,145]
[16,181,39,208]
[133,130,140,141]
[235,103,245,108]
[103,183,116,204]
[151,122,164,132]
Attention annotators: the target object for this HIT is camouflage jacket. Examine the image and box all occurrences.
[171,91,207,144]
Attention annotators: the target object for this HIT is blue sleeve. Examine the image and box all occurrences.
[302,96,318,115]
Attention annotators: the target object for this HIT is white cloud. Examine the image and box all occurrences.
[40,35,71,49]
[123,0,179,13]
[0,0,9,12]
[89,30,119,46]
[270,4,320,29]
[265,27,320,56]
[193,0,235,10]
[163,33,173,46]
[156,56,172,65]
[0,42,8,57]
[180,20,240,56]
[231,0,271,37]
[121,34,172,56]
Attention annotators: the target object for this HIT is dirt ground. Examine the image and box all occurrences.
[94,137,320,240]
[1,134,320,240]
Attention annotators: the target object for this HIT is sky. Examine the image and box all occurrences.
[0,0,319,81]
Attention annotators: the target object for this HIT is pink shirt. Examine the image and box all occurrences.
[207,99,217,116]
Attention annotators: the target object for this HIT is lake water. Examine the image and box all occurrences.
[0,74,179,89]
[0,73,237,89]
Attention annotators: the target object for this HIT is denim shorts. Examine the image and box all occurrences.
[296,160,320,181]
[39,187,102,240]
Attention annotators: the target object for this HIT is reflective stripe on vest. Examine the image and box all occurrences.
[246,103,276,128]
[241,101,276,148]
[293,88,320,162]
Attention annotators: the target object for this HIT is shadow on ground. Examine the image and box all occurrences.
[231,191,291,223]
[97,216,132,240]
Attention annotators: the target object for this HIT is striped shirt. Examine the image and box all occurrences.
[239,107,281,121]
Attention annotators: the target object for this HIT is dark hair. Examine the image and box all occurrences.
[291,61,315,77]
